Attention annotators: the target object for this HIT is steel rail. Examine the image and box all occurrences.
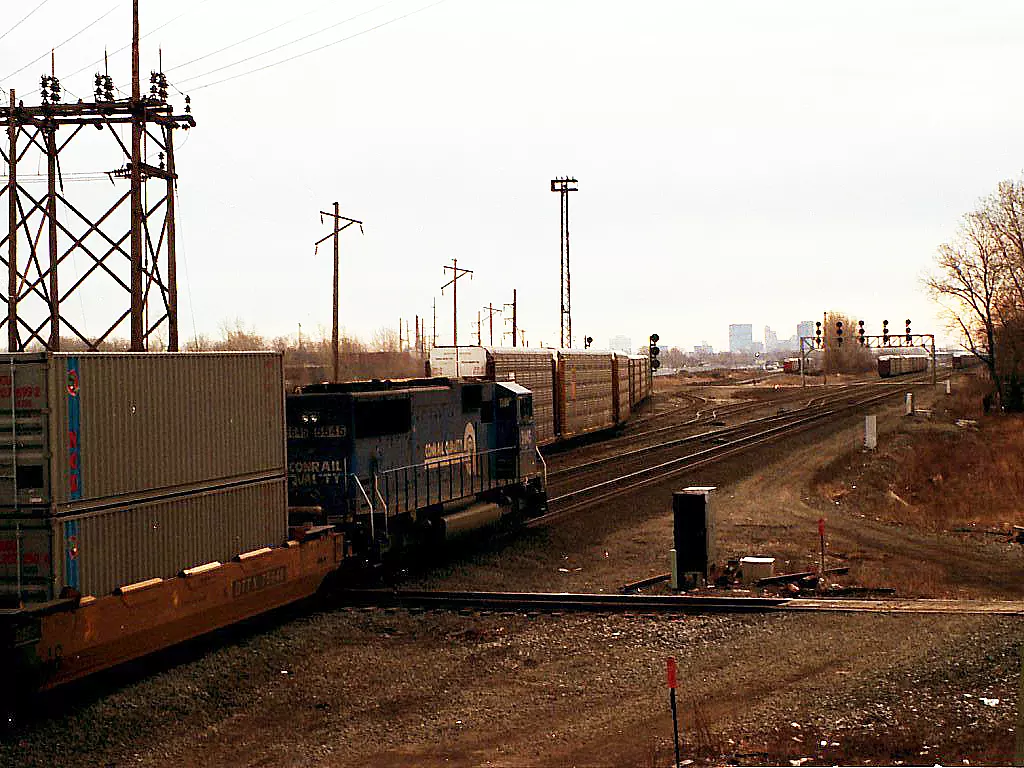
[534,384,920,525]
[334,589,1024,616]
[549,379,920,488]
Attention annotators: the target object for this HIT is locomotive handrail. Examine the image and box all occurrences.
[363,446,524,518]
[535,447,547,491]
[350,475,376,542]
[381,445,517,475]
[373,475,389,537]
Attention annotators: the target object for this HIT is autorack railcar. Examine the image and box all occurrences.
[427,346,653,445]
[877,354,929,378]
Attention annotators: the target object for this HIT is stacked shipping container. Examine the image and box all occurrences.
[0,352,287,603]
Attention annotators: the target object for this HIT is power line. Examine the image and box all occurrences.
[188,0,447,93]
[1,4,121,84]
[165,0,341,73]
[175,0,398,87]
[61,0,219,84]
[0,0,55,45]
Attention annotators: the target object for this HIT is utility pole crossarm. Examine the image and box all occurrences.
[441,258,473,347]
[317,202,364,382]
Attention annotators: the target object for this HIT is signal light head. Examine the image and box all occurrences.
[649,333,659,344]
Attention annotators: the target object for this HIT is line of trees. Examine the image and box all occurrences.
[927,178,1024,410]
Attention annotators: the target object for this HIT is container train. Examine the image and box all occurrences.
[1,347,651,700]
[427,346,652,445]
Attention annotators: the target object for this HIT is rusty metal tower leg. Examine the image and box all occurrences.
[6,90,16,352]
[165,126,178,351]
[129,0,144,350]
[46,126,59,350]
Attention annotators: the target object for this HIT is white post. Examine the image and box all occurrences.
[945,380,951,395]
[905,392,914,415]
[669,548,679,591]
[864,414,877,450]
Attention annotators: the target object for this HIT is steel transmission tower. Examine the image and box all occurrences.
[0,1,195,351]
[550,177,577,348]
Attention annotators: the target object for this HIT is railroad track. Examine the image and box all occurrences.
[335,589,1024,616]
[538,380,929,522]
[550,380,878,467]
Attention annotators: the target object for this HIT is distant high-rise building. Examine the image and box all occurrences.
[728,324,754,353]
[608,335,632,354]
[693,342,714,355]
[764,325,778,353]
[797,320,814,341]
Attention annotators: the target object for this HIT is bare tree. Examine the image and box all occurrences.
[926,210,1002,383]
[216,318,266,351]
[822,311,875,374]
[370,326,400,352]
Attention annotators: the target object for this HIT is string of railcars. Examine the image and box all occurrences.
[426,346,652,446]
[1,345,652,702]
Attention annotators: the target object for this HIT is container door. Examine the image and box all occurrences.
[0,517,55,604]
[0,359,50,512]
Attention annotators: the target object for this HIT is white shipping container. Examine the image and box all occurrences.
[0,352,285,513]
[0,476,287,602]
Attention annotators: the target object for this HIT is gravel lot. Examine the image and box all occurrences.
[3,376,1021,766]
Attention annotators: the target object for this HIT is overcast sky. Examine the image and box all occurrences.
[3,0,1022,352]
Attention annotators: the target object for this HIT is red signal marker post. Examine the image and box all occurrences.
[667,656,681,768]
[818,517,826,580]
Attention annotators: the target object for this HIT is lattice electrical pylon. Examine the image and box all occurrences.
[550,176,577,348]
[0,16,195,352]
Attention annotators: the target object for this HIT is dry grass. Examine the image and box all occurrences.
[812,384,1024,534]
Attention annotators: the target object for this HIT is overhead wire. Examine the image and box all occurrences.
[187,0,447,92]
[0,0,55,45]
[61,0,219,84]
[1,4,121,84]
[165,0,341,73]
[172,0,399,87]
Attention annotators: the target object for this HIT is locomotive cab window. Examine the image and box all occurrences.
[352,397,412,438]
[518,396,533,420]
[462,384,483,413]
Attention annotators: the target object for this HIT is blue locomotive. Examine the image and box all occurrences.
[286,377,546,556]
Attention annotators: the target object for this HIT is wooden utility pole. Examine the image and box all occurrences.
[432,298,437,348]
[314,204,363,381]
[504,289,517,348]
[441,259,473,346]
[476,311,482,345]
[482,303,501,346]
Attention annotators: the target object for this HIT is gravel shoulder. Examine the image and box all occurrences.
[3,377,1021,767]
